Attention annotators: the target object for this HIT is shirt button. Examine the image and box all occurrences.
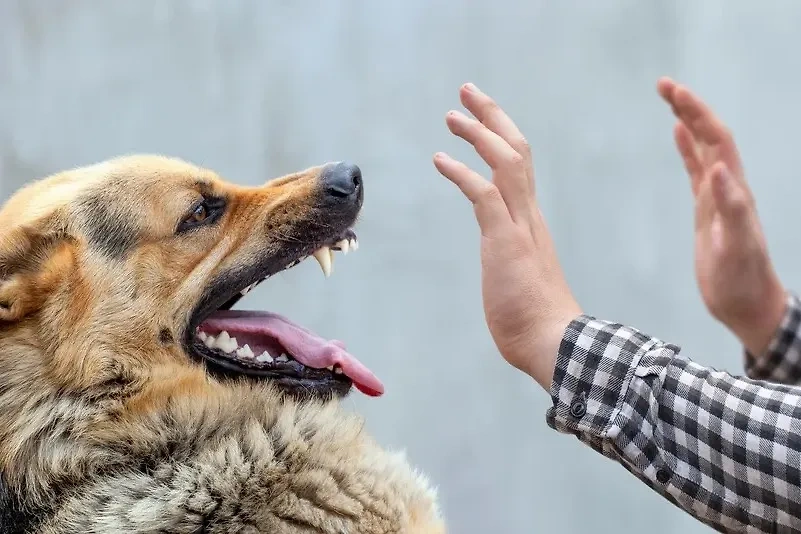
[656,469,671,484]
[569,399,587,418]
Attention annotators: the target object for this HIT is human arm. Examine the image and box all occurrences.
[433,81,801,532]
[655,79,801,386]
[549,313,801,532]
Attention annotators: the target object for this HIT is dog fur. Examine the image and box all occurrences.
[0,155,445,533]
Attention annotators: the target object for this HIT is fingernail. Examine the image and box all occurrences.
[464,82,479,93]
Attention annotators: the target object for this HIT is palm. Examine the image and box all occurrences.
[479,232,538,369]
[693,193,730,318]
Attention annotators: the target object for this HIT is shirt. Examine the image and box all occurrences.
[546,292,801,533]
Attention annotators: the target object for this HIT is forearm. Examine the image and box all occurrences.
[547,315,801,533]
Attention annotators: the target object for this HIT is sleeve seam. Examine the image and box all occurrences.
[603,336,659,438]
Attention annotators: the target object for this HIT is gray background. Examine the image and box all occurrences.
[2,1,800,532]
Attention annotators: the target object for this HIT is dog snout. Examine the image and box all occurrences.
[321,162,362,204]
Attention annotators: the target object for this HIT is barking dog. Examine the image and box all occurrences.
[0,156,444,533]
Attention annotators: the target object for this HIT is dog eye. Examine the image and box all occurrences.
[190,203,208,223]
[177,197,225,233]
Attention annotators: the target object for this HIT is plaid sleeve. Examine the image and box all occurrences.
[546,315,801,533]
[744,292,801,385]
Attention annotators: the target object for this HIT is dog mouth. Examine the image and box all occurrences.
[186,229,384,399]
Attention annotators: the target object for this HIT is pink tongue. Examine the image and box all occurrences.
[199,310,384,397]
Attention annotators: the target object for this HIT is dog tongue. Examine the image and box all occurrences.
[200,310,384,397]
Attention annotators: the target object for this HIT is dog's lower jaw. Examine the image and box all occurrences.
[27,383,444,534]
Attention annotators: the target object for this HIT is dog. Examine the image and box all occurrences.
[0,155,445,533]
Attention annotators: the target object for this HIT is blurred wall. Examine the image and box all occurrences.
[2,1,801,532]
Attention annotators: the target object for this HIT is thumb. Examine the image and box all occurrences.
[710,162,750,227]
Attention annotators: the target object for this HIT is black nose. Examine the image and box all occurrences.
[322,162,362,200]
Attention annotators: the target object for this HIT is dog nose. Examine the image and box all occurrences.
[322,162,362,200]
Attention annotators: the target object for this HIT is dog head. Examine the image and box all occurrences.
[0,155,383,400]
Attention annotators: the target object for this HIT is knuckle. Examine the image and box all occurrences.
[514,136,531,154]
[477,183,502,203]
[507,152,525,167]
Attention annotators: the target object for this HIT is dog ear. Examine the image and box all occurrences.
[0,212,73,322]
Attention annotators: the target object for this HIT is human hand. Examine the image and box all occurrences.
[433,83,582,390]
[657,77,787,356]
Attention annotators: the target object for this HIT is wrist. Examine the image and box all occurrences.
[733,279,787,357]
[521,313,581,391]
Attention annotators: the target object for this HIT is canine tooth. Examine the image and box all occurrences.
[204,335,216,348]
[236,344,254,358]
[275,353,289,363]
[312,246,333,277]
[336,239,350,254]
[256,352,273,363]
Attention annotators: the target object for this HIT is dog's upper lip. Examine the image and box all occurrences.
[189,229,360,327]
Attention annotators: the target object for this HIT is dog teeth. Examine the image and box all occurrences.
[312,246,334,278]
[275,353,289,363]
[236,344,254,359]
[335,239,350,254]
[204,334,216,348]
[198,331,208,341]
[256,352,273,363]
[213,331,238,353]
[311,236,360,278]
[240,282,257,297]
[334,366,343,374]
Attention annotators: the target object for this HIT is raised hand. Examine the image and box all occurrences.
[657,77,786,356]
[433,83,582,389]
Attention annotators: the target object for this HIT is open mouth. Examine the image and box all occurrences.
[185,229,384,400]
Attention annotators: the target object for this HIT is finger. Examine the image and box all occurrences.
[671,85,741,168]
[446,110,521,170]
[657,76,682,118]
[445,110,532,221]
[710,162,750,227]
[656,76,677,100]
[674,121,704,196]
[459,83,533,168]
[433,152,512,232]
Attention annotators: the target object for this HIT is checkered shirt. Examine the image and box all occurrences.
[546,293,801,533]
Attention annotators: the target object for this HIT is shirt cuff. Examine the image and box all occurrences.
[744,292,801,384]
[545,314,659,448]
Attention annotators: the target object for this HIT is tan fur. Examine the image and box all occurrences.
[0,155,445,533]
